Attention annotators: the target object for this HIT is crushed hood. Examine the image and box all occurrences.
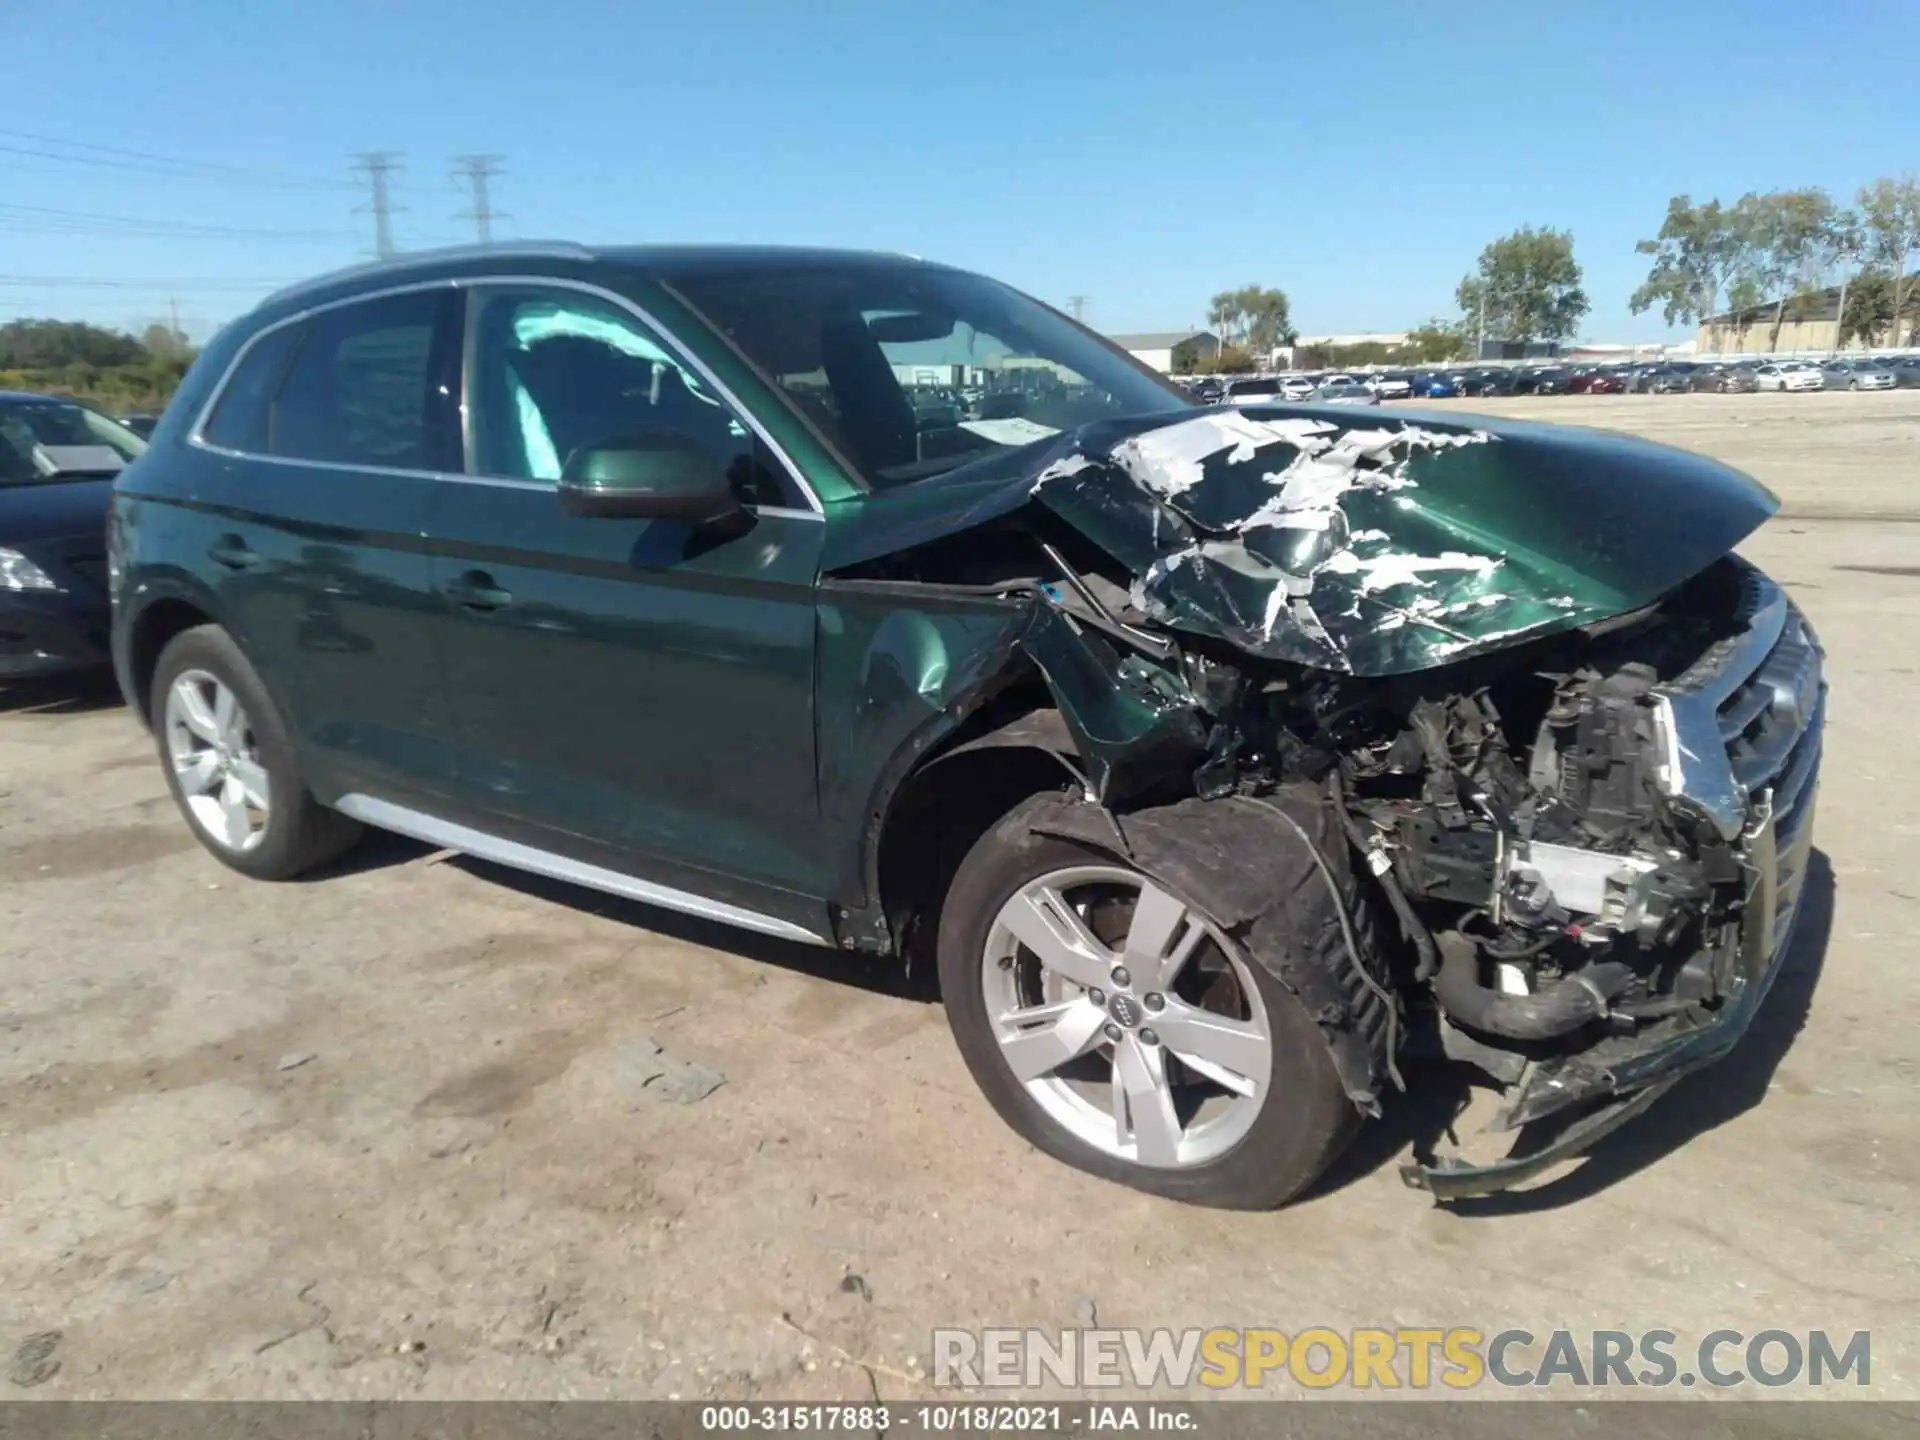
[826,405,1779,676]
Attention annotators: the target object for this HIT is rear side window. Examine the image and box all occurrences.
[201,323,303,453]
[269,290,448,469]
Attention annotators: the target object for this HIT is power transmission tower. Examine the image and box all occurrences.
[1066,295,1089,323]
[350,151,405,258]
[452,154,508,244]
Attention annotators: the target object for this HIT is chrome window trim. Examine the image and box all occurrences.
[187,272,827,521]
[188,276,460,457]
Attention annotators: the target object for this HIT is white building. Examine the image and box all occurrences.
[1107,331,1221,374]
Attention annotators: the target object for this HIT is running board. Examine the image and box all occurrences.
[333,793,830,947]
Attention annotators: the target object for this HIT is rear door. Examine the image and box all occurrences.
[189,287,462,800]
[422,281,827,920]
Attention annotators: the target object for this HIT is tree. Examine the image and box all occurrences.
[1856,175,1920,346]
[1455,227,1589,347]
[1188,344,1257,375]
[1403,319,1466,363]
[140,322,193,361]
[1207,286,1296,355]
[1630,196,1763,343]
[1838,269,1897,347]
[0,319,145,369]
[0,316,195,412]
[1744,188,1846,351]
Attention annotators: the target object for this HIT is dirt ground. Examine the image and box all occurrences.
[2,391,1916,1402]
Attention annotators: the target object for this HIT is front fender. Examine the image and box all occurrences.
[823,581,1213,950]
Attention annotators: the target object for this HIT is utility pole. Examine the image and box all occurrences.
[452,154,508,244]
[1066,295,1089,323]
[350,151,404,258]
[1476,290,1488,361]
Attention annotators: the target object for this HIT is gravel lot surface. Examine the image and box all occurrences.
[2,391,1915,1402]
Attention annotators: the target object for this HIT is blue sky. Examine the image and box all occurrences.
[3,1,1916,344]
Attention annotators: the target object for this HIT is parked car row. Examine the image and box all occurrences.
[1177,353,1920,403]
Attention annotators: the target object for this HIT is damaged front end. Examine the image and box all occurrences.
[1334,558,1823,1196]
[828,407,1819,1199]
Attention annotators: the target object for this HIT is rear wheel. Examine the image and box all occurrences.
[938,824,1358,1208]
[151,625,361,879]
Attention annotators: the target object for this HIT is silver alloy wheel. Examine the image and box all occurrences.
[982,864,1273,1169]
[164,669,270,853]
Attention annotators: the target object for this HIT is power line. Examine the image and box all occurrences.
[0,131,355,190]
[350,152,405,259]
[0,274,291,291]
[0,201,354,241]
[451,154,507,244]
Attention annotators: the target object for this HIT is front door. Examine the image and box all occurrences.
[423,282,826,920]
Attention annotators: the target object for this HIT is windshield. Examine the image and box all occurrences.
[0,399,147,486]
[667,259,1191,489]
[1226,379,1278,395]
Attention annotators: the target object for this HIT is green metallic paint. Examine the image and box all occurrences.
[185,459,458,796]
[814,582,1033,918]
[1019,605,1205,801]
[424,482,828,907]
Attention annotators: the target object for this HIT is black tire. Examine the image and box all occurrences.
[937,810,1360,1209]
[150,624,361,880]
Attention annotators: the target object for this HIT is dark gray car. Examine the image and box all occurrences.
[1884,355,1920,388]
[1690,363,1759,394]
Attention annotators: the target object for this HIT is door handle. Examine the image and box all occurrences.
[444,570,514,612]
[208,535,263,571]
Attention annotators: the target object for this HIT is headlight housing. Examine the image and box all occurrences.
[0,547,58,592]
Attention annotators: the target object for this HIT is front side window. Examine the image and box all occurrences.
[668,260,1191,490]
[464,287,792,507]
[269,290,448,469]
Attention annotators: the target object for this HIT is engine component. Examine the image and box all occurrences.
[1432,930,1635,1042]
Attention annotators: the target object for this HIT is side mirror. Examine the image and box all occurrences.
[557,429,741,523]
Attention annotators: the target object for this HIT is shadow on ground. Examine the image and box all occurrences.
[295,824,436,882]
[426,856,944,1006]
[0,669,123,716]
[1315,849,1835,1212]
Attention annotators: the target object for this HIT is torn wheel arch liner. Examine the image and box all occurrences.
[1020,786,1398,1117]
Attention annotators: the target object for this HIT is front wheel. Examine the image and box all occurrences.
[1849,380,1860,391]
[937,819,1359,1208]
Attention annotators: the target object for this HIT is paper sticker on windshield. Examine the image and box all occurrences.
[960,417,1060,446]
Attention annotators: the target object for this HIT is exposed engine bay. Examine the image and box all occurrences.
[827,407,1823,1198]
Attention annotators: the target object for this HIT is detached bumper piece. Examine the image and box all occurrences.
[1404,1079,1679,1201]
[1406,569,1824,1200]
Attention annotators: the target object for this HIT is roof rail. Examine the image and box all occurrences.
[256,240,596,310]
